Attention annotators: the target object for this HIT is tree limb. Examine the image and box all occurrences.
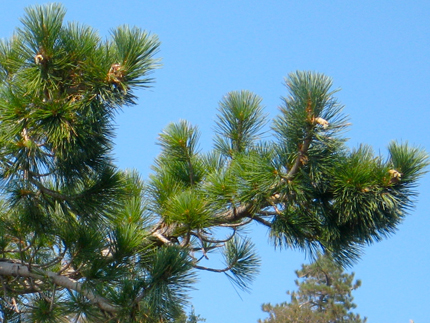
[0,260,118,313]
[251,215,272,228]
[193,264,232,273]
[286,135,312,180]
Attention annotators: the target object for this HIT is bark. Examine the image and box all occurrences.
[0,260,118,313]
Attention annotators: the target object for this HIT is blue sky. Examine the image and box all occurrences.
[3,1,430,322]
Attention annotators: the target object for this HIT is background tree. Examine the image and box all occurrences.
[174,307,206,323]
[259,254,366,323]
[0,3,428,322]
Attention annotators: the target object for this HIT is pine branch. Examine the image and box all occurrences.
[192,264,232,273]
[286,135,313,180]
[0,260,118,313]
[190,230,237,244]
[251,215,272,228]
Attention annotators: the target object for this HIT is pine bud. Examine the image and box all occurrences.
[388,169,402,184]
[314,117,329,129]
[34,54,44,64]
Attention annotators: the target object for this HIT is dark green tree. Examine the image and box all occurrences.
[174,307,206,323]
[0,3,428,323]
[258,254,366,323]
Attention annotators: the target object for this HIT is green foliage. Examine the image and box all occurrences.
[259,254,367,323]
[0,4,194,322]
[223,237,261,291]
[174,307,206,323]
[0,4,428,322]
[214,90,267,156]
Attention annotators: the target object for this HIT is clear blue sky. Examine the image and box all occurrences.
[3,1,430,322]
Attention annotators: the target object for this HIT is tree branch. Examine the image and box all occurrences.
[193,264,232,273]
[215,204,254,223]
[0,260,118,313]
[190,230,237,245]
[28,177,70,201]
[152,231,174,245]
[251,215,272,228]
[286,134,313,180]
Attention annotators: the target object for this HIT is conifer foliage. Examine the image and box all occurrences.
[0,3,428,322]
[259,254,366,323]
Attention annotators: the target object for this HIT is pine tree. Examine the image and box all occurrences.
[259,254,366,323]
[0,4,193,322]
[0,3,428,322]
[174,307,206,323]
